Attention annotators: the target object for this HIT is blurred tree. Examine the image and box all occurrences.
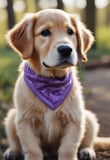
[34,0,41,11]
[23,0,28,12]
[57,0,64,10]
[106,0,110,26]
[6,0,15,29]
[85,0,96,48]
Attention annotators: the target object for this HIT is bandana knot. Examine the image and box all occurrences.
[24,64,73,110]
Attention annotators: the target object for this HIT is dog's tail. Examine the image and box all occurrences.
[94,137,110,151]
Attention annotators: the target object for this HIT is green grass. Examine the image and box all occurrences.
[88,48,110,59]
[0,48,20,150]
[97,26,110,48]
[86,25,110,59]
[0,48,20,102]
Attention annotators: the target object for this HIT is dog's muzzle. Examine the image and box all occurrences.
[43,45,77,68]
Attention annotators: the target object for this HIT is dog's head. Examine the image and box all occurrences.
[7,9,94,72]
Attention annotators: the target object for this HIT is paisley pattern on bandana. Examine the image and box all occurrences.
[24,64,73,110]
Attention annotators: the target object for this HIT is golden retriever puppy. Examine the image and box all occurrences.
[4,9,110,160]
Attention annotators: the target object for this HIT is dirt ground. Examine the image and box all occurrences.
[83,68,110,159]
[83,68,110,137]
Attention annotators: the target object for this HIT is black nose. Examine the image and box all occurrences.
[57,45,72,58]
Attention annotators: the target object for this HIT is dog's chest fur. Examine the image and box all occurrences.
[15,73,85,154]
[30,103,84,155]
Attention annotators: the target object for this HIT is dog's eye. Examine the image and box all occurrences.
[41,29,51,37]
[67,28,74,35]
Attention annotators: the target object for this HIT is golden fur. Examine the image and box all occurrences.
[4,9,110,160]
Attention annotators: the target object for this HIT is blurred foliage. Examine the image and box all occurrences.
[88,48,110,59]
[0,48,20,157]
[0,48,20,103]
[97,26,110,48]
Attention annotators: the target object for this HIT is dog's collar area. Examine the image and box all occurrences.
[24,63,74,111]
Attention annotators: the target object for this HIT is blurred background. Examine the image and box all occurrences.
[0,0,110,159]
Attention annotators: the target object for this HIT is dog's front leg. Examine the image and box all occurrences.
[16,118,43,160]
[58,123,84,160]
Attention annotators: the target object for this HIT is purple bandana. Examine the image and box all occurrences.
[24,64,73,110]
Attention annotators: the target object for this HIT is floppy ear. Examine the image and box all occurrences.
[6,14,35,59]
[70,15,95,62]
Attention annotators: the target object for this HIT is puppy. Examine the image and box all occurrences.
[4,9,110,160]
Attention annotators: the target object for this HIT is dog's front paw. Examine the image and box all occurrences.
[78,148,96,160]
[4,148,24,160]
